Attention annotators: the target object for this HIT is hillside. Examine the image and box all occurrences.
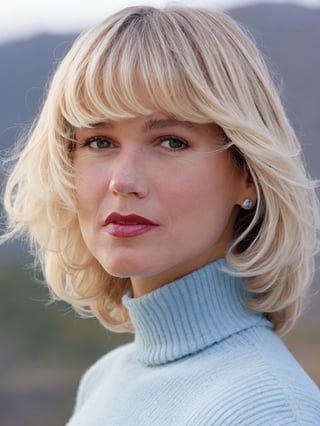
[230,3,320,175]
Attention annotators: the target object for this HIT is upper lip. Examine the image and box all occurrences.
[104,212,158,226]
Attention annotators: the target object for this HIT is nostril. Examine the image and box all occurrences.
[109,178,147,198]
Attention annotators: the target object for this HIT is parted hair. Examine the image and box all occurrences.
[2,6,319,335]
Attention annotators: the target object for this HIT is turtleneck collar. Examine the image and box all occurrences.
[122,259,270,366]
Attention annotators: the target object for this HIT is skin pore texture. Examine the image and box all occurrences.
[73,112,256,297]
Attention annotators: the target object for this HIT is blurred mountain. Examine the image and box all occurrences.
[230,3,320,175]
[0,34,75,152]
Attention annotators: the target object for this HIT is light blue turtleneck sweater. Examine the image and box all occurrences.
[67,259,320,425]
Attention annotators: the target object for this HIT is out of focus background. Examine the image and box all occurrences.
[1,1,319,425]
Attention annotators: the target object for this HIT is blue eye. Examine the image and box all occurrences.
[85,136,112,149]
[160,137,189,150]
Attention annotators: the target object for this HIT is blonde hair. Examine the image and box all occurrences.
[2,6,319,335]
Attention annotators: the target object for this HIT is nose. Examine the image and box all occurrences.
[109,150,148,199]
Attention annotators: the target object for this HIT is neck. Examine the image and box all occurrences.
[123,259,271,366]
[130,253,228,297]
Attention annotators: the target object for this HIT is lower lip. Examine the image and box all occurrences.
[104,223,157,238]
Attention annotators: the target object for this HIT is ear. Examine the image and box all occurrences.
[235,171,257,208]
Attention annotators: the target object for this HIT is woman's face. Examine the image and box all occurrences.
[74,113,254,296]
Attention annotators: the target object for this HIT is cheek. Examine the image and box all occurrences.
[73,162,107,215]
[169,162,236,206]
[168,162,242,227]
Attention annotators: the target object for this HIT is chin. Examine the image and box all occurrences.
[100,258,166,280]
[99,258,147,278]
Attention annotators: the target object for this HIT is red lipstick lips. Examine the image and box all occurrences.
[104,213,158,238]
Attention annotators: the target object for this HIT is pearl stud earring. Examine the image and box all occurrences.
[241,199,254,210]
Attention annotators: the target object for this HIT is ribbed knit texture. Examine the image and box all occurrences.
[67,259,320,425]
[122,258,268,366]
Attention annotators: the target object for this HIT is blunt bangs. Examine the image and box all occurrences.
[56,7,249,130]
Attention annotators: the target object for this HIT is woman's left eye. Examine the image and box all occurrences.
[159,137,189,150]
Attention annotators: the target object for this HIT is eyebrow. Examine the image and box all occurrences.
[142,118,195,131]
[89,118,195,132]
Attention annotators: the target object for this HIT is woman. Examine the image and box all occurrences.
[3,5,320,425]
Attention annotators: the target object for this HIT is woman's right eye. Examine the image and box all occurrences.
[84,136,112,149]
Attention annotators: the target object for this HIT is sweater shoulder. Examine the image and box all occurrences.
[73,342,135,412]
[188,327,320,425]
[190,371,320,425]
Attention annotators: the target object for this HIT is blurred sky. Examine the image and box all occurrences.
[1,0,320,43]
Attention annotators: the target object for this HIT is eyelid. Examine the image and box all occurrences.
[158,136,190,149]
[83,135,114,149]
[76,134,190,151]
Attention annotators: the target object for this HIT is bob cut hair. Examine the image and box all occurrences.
[3,6,319,335]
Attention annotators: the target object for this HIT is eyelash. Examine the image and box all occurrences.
[81,136,189,151]
[159,137,189,151]
[83,136,112,149]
